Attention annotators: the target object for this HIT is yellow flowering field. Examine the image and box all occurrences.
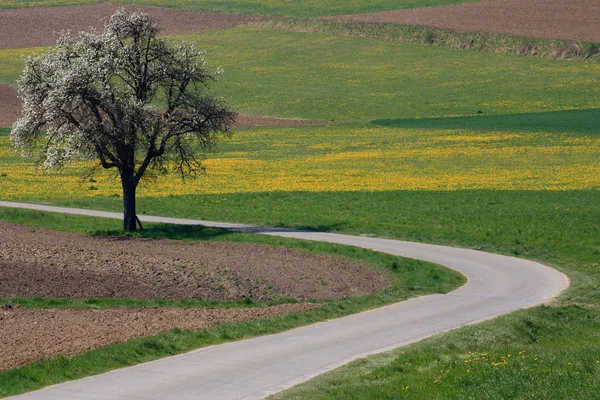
[1,125,599,201]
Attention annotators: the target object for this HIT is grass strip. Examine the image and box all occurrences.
[1,296,295,310]
[249,18,600,62]
[371,108,600,134]
[0,0,480,17]
[9,190,595,310]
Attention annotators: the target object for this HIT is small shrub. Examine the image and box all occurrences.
[423,28,435,45]
[581,42,599,58]
[518,38,537,55]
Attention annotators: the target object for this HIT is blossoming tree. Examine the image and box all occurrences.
[11,9,236,231]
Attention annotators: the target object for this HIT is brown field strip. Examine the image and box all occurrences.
[0,3,270,51]
[0,223,389,302]
[331,0,600,42]
[0,303,318,371]
[0,84,19,128]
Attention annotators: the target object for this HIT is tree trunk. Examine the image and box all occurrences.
[121,170,138,232]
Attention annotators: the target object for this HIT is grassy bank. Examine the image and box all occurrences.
[250,18,600,62]
[271,306,600,399]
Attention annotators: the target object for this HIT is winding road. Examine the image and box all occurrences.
[0,201,569,400]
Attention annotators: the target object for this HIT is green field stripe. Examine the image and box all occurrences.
[0,0,479,17]
[372,108,600,134]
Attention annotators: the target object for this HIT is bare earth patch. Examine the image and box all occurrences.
[0,84,19,128]
[0,303,318,371]
[0,222,390,301]
[0,4,270,51]
[331,0,600,42]
[232,114,323,128]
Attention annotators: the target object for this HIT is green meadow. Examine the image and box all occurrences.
[1,4,599,399]
[2,29,600,121]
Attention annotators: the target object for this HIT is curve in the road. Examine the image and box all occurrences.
[0,201,569,400]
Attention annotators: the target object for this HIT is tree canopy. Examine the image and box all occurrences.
[11,9,236,230]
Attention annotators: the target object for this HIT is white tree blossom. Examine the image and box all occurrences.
[12,9,236,231]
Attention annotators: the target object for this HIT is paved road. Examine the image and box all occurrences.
[1,201,569,400]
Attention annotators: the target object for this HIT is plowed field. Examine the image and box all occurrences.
[332,0,600,42]
[0,223,389,302]
[0,303,318,371]
[0,84,18,128]
[0,4,269,51]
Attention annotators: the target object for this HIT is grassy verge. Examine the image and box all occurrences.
[0,208,463,397]
[250,18,600,62]
[0,0,479,17]
[1,296,293,310]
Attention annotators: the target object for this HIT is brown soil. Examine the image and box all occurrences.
[0,84,19,128]
[0,4,270,51]
[0,303,318,371]
[232,114,322,128]
[0,222,390,301]
[331,0,600,42]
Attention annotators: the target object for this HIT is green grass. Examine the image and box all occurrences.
[0,0,96,9]
[0,47,42,85]
[372,108,600,135]
[3,121,597,197]
[0,0,479,17]
[139,29,600,120]
[253,18,600,62]
[3,29,600,121]
[2,296,284,310]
